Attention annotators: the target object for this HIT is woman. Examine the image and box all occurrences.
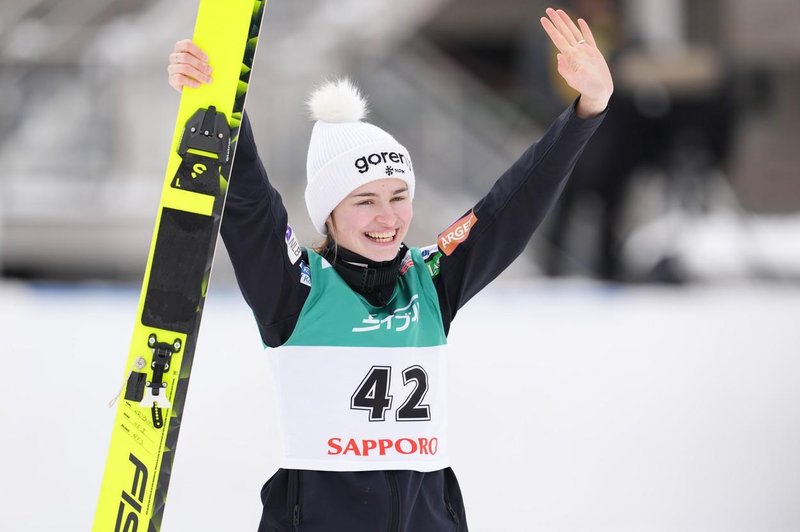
[168,7,612,531]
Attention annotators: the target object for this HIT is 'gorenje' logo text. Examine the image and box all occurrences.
[354,151,409,174]
[114,453,148,532]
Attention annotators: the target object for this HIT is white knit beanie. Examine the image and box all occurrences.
[305,78,415,235]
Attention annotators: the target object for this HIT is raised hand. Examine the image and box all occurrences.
[167,39,213,92]
[540,7,614,118]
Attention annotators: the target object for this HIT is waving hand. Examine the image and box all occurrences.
[540,8,614,118]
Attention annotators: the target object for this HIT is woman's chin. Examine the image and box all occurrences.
[361,241,402,262]
[366,249,401,262]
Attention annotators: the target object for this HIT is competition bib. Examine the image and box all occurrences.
[270,345,449,471]
[267,247,449,471]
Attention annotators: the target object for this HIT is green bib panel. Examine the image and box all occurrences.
[285,248,446,348]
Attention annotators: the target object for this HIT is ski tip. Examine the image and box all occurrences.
[306,77,368,124]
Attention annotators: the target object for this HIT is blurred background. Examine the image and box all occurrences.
[1,0,800,531]
[1,0,799,282]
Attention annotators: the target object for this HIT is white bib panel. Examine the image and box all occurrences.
[270,345,449,472]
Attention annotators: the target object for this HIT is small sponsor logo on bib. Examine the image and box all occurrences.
[299,261,311,287]
[353,295,419,333]
[420,244,438,260]
[399,253,414,275]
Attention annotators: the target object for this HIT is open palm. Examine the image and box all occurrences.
[540,8,614,116]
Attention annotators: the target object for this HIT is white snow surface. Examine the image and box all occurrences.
[2,279,800,531]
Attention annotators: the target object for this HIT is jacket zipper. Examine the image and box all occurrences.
[387,471,400,532]
[288,470,301,531]
[446,500,460,527]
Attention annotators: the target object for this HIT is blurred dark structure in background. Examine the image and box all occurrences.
[1,0,798,283]
[421,0,792,282]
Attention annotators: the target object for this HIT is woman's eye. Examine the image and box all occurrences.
[391,196,407,202]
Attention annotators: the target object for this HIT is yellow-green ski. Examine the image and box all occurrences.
[94,2,266,530]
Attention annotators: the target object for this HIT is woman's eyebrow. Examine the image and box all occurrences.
[351,187,408,198]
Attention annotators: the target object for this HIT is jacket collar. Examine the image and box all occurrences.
[321,242,408,306]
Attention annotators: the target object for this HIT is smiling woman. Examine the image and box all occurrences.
[327,178,413,262]
[301,79,415,264]
[166,7,612,532]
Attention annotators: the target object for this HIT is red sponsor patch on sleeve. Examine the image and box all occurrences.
[437,211,478,256]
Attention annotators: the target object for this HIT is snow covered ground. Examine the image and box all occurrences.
[2,278,799,531]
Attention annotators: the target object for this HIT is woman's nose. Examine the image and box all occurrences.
[375,202,397,225]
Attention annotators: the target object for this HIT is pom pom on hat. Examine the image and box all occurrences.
[307,78,368,123]
[304,78,416,235]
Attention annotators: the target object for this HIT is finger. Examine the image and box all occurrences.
[540,16,571,54]
[169,74,201,92]
[546,7,577,46]
[167,63,212,84]
[174,39,209,63]
[169,51,212,74]
[167,62,202,80]
[556,9,584,44]
[577,18,597,48]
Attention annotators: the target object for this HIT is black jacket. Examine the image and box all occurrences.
[221,101,604,532]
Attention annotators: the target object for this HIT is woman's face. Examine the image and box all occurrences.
[327,178,413,262]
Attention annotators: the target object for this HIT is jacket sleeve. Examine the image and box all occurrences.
[220,112,310,347]
[432,100,606,334]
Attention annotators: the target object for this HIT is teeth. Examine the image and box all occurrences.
[366,231,396,242]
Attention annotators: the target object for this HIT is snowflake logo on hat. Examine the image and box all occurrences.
[385,166,394,176]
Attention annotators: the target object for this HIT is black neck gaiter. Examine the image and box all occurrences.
[321,242,408,307]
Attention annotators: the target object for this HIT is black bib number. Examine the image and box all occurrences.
[351,365,431,422]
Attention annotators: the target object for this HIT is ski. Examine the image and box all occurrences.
[93,1,266,530]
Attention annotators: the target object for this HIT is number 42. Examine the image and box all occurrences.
[350,365,431,422]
